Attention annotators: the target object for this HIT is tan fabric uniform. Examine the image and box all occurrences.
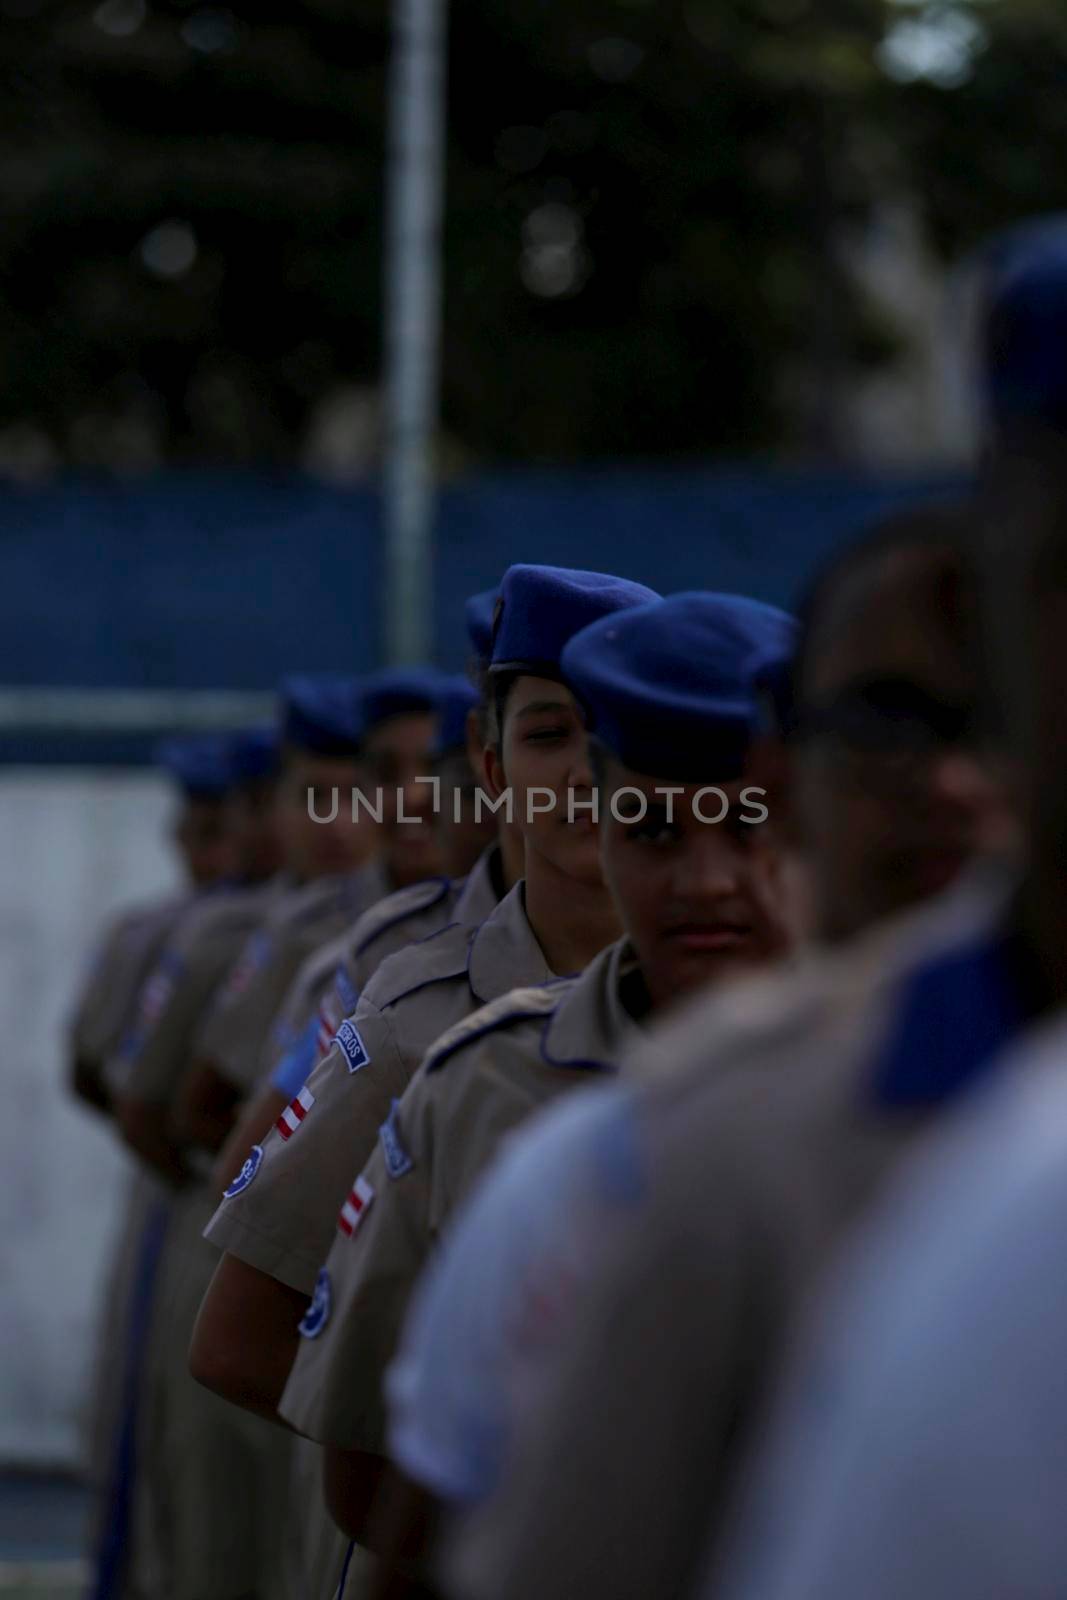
[202,874,545,1600]
[75,892,198,1589]
[447,875,1014,1600]
[276,938,645,1457]
[263,846,505,1091]
[263,873,468,1089]
[203,880,551,1296]
[70,892,194,1073]
[196,864,390,1095]
[104,877,294,1600]
[104,878,287,1104]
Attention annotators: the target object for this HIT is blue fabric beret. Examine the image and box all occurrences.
[433,675,481,757]
[465,589,498,666]
[561,591,798,783]
[490,565,660,675]
[361,666,444,729]
[281,675,366,758]
[155,734,234,799]
[984,219,1067,434]
[227,726,282,784]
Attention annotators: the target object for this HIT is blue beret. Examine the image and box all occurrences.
[361,666,443,729]
[433,675,481,757]
[281,675,365,758]
[227,726,282,784]
[561,592,798,783]
[490,565,660,676]
[465,588,498,665]
[156,734,233,800]
[983,219,1067,435]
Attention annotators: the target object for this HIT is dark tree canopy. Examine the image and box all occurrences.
[0,0,1063,469]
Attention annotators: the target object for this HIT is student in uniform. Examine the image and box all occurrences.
[87,725,283,1600]
[208,647,513,1199]
[170,671,433,1154]
[273,590,797,1573]
[188,564,659,1595]
[79,732,239,1600]
[110,679,368,1179]
[443,500,1024,1600]
[68,733,237,1118]
[106,679,375,1600]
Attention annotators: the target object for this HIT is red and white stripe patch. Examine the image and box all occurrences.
[337,1175,375,1237]
[315,996,342,1060]
[275,1086,315,1141]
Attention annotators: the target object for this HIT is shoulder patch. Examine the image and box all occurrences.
[338,1174,376,1236]
[354,877,455,957]
[223,1143,263,1198]
[335,1019,371,1074]
[298,1267,332,1338]
[425,984,564,1074]
[378,1099,414,1179]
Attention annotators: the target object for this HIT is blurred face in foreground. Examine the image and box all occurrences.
[792,543,1000,943]
[598,757,792,1012]
[364,711,443,887]
[174,797,237,887]
[488,675,604,889]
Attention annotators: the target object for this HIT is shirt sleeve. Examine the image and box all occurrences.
[202,1000,412,1295]
[385,1086,637,1506]
[277,1077,438,1453]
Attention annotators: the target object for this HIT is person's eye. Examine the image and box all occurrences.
[524,724,569,744]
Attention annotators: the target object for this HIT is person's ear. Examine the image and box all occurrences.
[465,707,484,779]
[484,739,506,801]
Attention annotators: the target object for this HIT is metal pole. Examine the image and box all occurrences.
[382,0,447,664]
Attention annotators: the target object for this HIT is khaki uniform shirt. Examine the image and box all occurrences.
[194,862,389,1094]
[69,891,195,1070]
[202,879,552,1297]
[448,872,1025,1600]
[262,847,504,1092]
[276,938,644,1455]
[105,878,286,1103]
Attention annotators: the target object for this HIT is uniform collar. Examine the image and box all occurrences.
[467,881,554,1003]
[539,938,641,1073]
[453,845,503,928]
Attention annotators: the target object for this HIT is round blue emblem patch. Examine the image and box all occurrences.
[223,1143,263,1199]
[299,1268,332,1339]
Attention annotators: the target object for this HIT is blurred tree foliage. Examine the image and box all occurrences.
[0,0,1063,469]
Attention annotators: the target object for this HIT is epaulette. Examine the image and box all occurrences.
[354,877,456,958]
[426,983,565,1074]
[360,920,474,1010]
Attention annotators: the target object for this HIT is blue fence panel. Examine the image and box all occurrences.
[0,466,967,760]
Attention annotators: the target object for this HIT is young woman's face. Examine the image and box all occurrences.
[488,675,604,888]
